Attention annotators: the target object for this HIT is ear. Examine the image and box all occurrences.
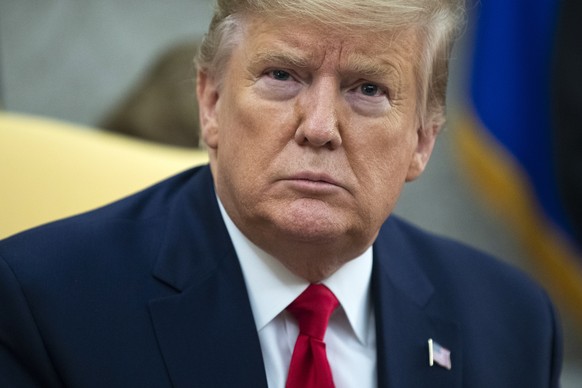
[196,69,220,150]
[405,120,439,182]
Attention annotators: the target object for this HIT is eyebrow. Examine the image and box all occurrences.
[248,50,312,70]
[342,54,399,80]
[248,48,400,82]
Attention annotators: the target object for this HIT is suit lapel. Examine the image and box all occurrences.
[145,167,461,387]
[373,218,462,388]
[148,167,268,388]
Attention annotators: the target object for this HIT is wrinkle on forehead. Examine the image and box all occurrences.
[242,17,419,98]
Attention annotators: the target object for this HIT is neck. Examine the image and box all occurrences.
[250,233,373,283]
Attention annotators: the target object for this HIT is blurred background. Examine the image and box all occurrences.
[1,0,580,385]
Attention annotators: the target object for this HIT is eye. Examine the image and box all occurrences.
[345,81,391,116]
[359,83,384,97]
[268,69,292,81]
[256,68,302,101]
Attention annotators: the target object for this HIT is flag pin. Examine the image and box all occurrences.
[428,338,452,370]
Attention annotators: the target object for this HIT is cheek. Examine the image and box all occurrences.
[214,88,295,188]
[223,88,296,147]
[362,148,411,199]
[347,119,417,207]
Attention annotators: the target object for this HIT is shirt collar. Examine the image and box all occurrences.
[217,198,373,345]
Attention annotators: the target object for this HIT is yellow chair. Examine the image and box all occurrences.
[0,112,208,238]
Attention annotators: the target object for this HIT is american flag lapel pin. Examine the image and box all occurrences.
[428,338,452,370]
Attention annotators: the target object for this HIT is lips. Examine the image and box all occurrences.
[290,171,340,186]
[283,171,345,194]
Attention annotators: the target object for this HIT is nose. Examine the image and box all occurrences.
[294,79,342,150]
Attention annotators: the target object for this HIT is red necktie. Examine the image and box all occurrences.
[285,284,339,388]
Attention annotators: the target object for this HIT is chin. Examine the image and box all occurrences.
[270,201,353,243]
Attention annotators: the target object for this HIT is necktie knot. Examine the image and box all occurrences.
[286,284,338,388]
[286,284,339,341]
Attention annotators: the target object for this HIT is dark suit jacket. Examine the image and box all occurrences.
[0,165,562,387]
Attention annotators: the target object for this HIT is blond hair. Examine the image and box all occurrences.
[197,0,465,130]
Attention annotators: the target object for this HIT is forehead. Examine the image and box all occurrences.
[238,14,422,74]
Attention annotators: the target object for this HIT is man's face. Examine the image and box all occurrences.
[198,15,436,269]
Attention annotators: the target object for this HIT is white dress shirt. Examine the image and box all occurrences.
[218,200,377,388]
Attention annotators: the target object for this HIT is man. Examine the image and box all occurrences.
[0,0,562,387]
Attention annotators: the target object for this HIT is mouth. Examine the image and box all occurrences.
[283,171,345,194]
